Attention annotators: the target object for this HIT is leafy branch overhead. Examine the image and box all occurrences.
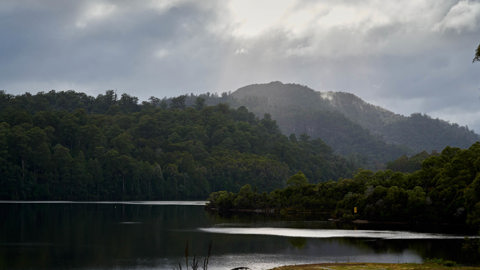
[474,43,480,63]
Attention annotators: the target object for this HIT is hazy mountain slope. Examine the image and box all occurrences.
[276,110,408,168]
[228,81,479,163]
[380,113,479,152]
[230,81,333,114]
[229,82,408,168]
[324,91,479,151]
[325,91,403,133]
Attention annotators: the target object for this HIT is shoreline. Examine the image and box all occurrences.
[206,207,475,232]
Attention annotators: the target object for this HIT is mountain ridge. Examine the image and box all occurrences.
[224,81,479,167]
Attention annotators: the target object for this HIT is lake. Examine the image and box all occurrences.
[1,201,479,270]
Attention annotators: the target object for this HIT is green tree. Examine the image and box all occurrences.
[170,95,186,109]
[474,43,480,62]
[26,127,51,186]
[233,184,255,208]
[287,171,309,187]
[93,90,117,113]
[195,97,206,110]
[0,122,15,199]
[118,93,139,112]
[0,90,356,201]
[52,144,74,198]
[207,190,234,212]
[467,202,480,227]
[111,132,134,155]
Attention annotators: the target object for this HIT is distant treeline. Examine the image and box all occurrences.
[207,142,480,229]
[0,90,353,200]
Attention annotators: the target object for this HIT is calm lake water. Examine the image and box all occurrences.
[1,201,479,270]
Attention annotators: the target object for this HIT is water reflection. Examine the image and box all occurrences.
[289,237,307,249]
[0,202,478,270]
[199,227,477,239]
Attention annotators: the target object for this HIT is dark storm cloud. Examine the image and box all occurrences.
[0,0,227,98]
[213,0,480,130]
[1,0,480,131]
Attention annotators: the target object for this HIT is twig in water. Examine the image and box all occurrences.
[175,241,213,270]
[203,241,212,270]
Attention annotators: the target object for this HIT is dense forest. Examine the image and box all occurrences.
[202,82,478,169]
[386,151,433,173]
[207,142,480,229]
[0,90,354,200]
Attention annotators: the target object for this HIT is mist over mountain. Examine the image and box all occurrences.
[317,89,478,152]
[208,81,479,168]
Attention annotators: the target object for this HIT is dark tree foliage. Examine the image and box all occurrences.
[381,113,478,153]
[207,142,480,229]
[386,151,434,173]
[170,95,187,109]
[0,90,354,200]
[474,43,480,62]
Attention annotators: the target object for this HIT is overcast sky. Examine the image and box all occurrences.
[1,0,480,131]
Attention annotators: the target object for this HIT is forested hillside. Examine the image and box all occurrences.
[0,90,353,200]
[207,142,480,229]
[182,84,408,169]
[215,81,479,168]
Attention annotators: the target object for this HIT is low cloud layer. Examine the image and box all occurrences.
[1,0,480,131]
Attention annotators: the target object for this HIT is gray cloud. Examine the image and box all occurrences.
[0,0,227,97]
[1,0,480,131]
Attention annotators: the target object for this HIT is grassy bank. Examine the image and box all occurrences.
[271,263,480,270]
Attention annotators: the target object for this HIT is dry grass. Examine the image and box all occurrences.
[270,263,480,270]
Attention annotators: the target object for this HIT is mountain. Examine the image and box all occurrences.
[321,90,478,152]
[225,81,479,167]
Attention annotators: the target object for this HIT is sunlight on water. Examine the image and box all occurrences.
[153,252,423,270]
[199,227,477,239]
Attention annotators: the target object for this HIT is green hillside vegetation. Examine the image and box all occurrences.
[324,91,478,152]
[380,113,477,152]
[228,82,409,168]
[0,90,353,200]
[386,151,434,173]
[207,81,479,168]
[182,87,408,169]
[207,142,480,229]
